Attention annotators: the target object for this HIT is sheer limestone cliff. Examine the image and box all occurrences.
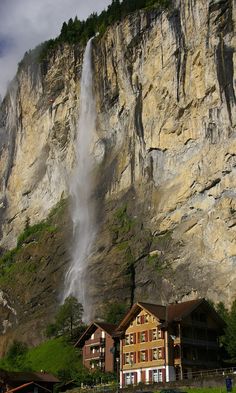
[0,0,235,352]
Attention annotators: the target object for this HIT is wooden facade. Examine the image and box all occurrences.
[117,299,224,387]
[0,371,59,393]
[75,322,118,373]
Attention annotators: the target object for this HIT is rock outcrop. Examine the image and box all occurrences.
[0,0,235,351]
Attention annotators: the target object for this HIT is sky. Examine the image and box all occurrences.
[0,0,112,99]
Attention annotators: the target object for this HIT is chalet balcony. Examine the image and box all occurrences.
[182,337,218,348]
[182,358,219,368]
[88,354,100,360]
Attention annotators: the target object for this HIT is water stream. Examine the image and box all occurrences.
[63,38,97,322]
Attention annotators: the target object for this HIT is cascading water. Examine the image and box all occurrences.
[63,38,97,322]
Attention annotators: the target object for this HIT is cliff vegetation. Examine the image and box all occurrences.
[18,0,170,66]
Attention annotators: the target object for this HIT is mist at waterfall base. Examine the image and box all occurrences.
[63,38,97,322]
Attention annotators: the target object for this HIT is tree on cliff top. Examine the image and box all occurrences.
[46,296,84,339]
[36,0,171,62]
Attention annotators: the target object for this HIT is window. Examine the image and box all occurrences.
[130,352,134,363]
[158,369,163,382]
[140,351,147,361]
[125,374,131,385]
[144,313,149,323]
[152,348,158,360]
[91,333,94,339]
[137,316,141,324]
[200,313,207,322]
[152,329,157,340]
[125,335,130,345]
[153,369,158,382]
[130,334,134,344]
[101,330,105,338]
[125,353,130,364]
[141,331,146,342]
[157,328,162,339]
[158,348,164,359]
[125,373,135,385]
[131,372,135,384]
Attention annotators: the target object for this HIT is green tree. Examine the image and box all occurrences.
[56,296,84,338]
[103,302,127,324]
[214,299,236,361]
[45,323,58,338]
[225,299,236,359]
[6,341,31,370]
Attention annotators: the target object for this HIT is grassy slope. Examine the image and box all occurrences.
[25,338,82,375]
[0,337,82,376]
[185,389,235,393]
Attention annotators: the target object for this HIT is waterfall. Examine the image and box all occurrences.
[63,38,97,322]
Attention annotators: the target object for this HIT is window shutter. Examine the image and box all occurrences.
[149,329,153,341]
[138,332,140,343]
[134,372,137,385]
[133,332,136,344]
[161,330,164,339]
[149,369,153,383]
[141,315,144,324]
[145,349,148,361]
[122,373,125,387]
[162,368,166,383]
[123,354,126,365]
[149,348,153,360]
[134,352,136,363]
[138,351,140,362]
[162,347,165,359]
[145,331,148,342]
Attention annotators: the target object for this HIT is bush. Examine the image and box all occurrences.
[17,222,56,247]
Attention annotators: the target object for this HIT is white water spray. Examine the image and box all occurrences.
[63,38,97,321]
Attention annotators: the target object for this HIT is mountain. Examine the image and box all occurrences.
[0,0,235,354]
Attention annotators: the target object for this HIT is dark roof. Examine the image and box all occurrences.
[7,382,51,393]
[74,321,117,347]
[96,322,117,336]
[116,298,225,333]
[0,370,59,383]
[167,299,204,322]
[138,302,166,320]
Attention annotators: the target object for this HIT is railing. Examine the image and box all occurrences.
[182,337,218,347]
[181,366,236,380]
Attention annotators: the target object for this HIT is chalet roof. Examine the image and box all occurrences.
[116,298,225,333]
[115,302,166,332]
[6,382,51,393]
[0,370,59,384]
[74,321,117,347]
[167,299,204,321]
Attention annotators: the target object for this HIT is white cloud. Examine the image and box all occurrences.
[0,0,112,98]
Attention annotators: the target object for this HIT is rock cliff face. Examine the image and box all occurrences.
[0,0,235,351]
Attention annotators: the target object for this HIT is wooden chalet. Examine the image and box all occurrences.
[0,371,59,393]
[116,299,225,387]
[4,382,51,393]
[74,322,118,373]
